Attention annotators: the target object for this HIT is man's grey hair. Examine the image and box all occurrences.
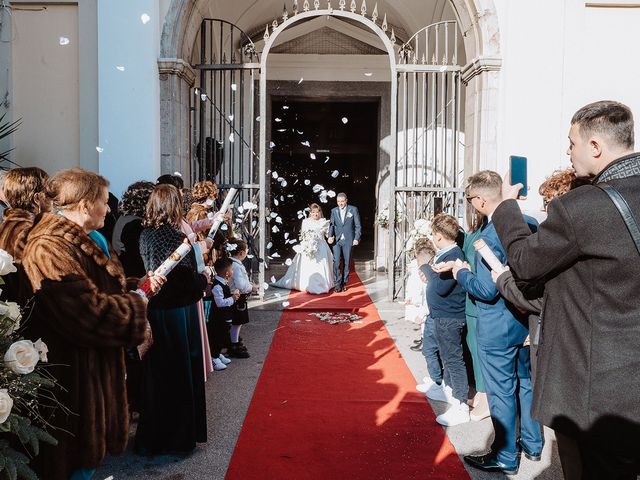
[571,100,634,149]
[336,192,347,200]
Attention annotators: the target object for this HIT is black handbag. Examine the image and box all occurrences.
[595,182,640,254]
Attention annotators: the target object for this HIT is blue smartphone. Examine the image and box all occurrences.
[509,155,528,199]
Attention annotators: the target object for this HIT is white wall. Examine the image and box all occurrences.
[493,1,640,211]
[97,0,161,197]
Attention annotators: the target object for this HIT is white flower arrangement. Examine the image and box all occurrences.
[293,229,319,259]
[0,248,59,478]
[406,218,433,257]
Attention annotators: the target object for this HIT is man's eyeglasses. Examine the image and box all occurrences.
[466,195,480,203]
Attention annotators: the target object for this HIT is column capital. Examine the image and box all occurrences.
[157,58,196,86]
[461,56,502,85]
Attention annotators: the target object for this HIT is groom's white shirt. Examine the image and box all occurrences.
[339,206,347,223]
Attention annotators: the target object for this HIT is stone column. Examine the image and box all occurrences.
[158,58,195,182]
[461,56,502,173]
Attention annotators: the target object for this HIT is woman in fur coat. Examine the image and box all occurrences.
[21,168,153,480]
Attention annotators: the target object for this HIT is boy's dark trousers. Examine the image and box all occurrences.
[207,315,231,358]
[433,316,469,403]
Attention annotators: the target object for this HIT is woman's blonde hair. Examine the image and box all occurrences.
[45,168,109,212]
[143,184,183,228]
[3,167,49,214]
[309,203,324,218]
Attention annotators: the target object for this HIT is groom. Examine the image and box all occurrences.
[327,193,362,292]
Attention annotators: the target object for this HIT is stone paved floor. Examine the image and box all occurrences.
[96,267,564,480]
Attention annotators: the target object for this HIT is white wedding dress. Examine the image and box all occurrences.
[272,218,334,294]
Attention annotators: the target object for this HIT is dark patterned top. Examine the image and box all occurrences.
[139,224,207,309]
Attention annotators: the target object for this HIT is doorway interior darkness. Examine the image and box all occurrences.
[269,98,379,262]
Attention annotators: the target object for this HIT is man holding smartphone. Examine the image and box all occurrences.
[492,101,640,479]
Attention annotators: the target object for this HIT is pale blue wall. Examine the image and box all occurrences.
[97,0,160,198]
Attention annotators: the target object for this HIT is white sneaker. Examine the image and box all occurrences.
[436,400,470,426]
[416,376,436,393]
[218,353,231,365]
[426,382,453,403]
[212,357,227,371]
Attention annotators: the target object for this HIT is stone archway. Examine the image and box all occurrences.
[158,0,502,181]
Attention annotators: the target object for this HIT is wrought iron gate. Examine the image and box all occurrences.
[194,4,464,298]
[390,21,464,299]
[191,19,262,275]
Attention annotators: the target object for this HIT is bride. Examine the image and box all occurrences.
[272,203,334,294]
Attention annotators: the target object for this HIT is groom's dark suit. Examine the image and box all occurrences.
[328,204,362,289]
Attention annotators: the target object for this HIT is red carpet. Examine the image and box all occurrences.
[226,274,469,480]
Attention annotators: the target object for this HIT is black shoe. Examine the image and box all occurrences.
[410,340,423,351]
[464,453,518,475]
[335,285,343,292]
[228,343,250,358]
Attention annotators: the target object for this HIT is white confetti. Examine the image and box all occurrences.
[277,177,284,183]
[96,146,104,153]
[285,258,292,266]
[277,128,287,132]
[174,171,182,177]
[282,105,290,110]
[298,77,304,84]
[201,94,208,101]
[247,254,254,259]
[231,83,237,91]
[226,243,238,252]
[331,170,340,178]
[294,179,299,185]
[272,225,279,233]
[270,212,278,218]
[141,13,151,24]
[256,116,261,122]
[281,180,288,188]
[280,196,284,201]
[228,114,234,121]
[341,117,348,124]
[297,130,304,135]
[116,65,125,72]
[310,153,316,160]
[237,205,245,213]
[301,140,310,147]
[272,171,279,179]
[220,223,229,231]
[274,199,279,206]
[272,252,281,258]
[327,190,336,198]
[228,133,235,143]
[283,301,290,307]
[252,220,257,228]
[269,141,276,148]
[312,184,324,193]
[325,156,330,163]
[364,72,373,77]
[304,179,311,185]
[59,36,70,46]
[263,282,269,290]
[276,216,283,224]
[275,117,282,122]
[267,242,273,249]
[270,276,276,283]
[242,201,257,210]
[284,233,290,239]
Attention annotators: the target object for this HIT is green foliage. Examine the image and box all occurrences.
[0,112,22,166]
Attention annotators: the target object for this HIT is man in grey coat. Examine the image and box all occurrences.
[327,192,361,292]
[493,101,640,479]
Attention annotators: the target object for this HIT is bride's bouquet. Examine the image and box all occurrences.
[293,230,319,259]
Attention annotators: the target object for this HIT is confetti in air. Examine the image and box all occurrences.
[364,72,373,77]
[331,170,340,178]
[272,252,281,258]
[272,226,280,233]
[140,13,151,24]
[220,223,229,231]
[228,133,235,143]
[269,141,276,148]
[282,105,289,110]
[226,243,238,252]
[312,184,324,193]
[325,156,330,163]
[274,199,279,206]
[201,94,207,101]
[301,140,310,147]
[116,66,126,72]
[298,78,304,84]
[256,116,261,122]
[263,282,269,290]
[59,37,70,46]
[231,83,237,91]
[285,259,293,266]
[310,153,316,160]
[281,180,288,187]
[96,146,104,153]
[341,117,348,124]
[269,212,278,218]
[272,171,279,179]
[284,233,290,239]
[327,190,336,198]
[270,276,276,283]
[283,301,290,307]
[275,117,282,122]
[173,171,182,177]
[304,179,311,185]
[267,241,273,249]
[228,114,234,121]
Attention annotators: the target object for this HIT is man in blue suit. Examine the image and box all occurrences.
[327,192,361,292]
[451,171,543,475]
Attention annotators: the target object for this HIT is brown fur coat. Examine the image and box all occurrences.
[21,212,148,479]
[0,209,36,303]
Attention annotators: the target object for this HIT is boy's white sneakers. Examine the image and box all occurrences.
[212,357,227,371]
[416,376,436,393]
[218,353,232,365]
[425,382,454,404]
[436,400,470,426]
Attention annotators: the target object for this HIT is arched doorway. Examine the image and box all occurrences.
[159,0,502,298]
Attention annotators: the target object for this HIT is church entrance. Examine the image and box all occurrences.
[269,98,378,262]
